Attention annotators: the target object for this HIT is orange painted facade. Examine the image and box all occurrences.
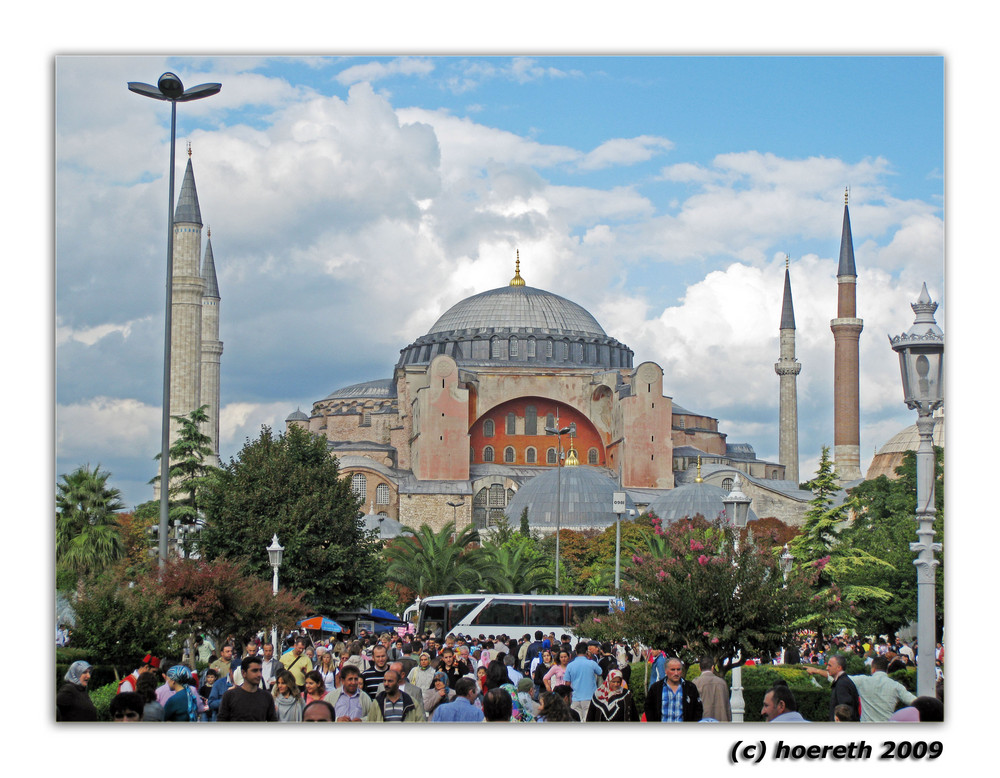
[469,396,605,467]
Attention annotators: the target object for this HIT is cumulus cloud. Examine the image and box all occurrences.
[577,135,674,171]
[335,57,435,86]
[56,316,151,346]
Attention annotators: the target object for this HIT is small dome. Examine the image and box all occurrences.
[286,408,308,422]
[361,512,406,540]
[644,481,758,524]
[866,410,944,481]
[504,466,636,531]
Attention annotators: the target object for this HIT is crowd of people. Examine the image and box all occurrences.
[57,627,944,723]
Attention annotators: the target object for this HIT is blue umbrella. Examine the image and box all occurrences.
[298,616,344,632]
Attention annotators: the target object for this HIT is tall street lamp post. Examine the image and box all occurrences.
[267,534,284,650]
[545,418,572,593]
[446,500,465,543]
[128,72,221,570]
[723,474,751,723]
[889,283,944,698]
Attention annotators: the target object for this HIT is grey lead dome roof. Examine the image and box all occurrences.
[505,466,637,530]
[427,285,607,338]
[644,481,758,524]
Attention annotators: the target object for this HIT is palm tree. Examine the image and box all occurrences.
[384,522,499,597]
[56,464,126,582]
[481,543,555,593]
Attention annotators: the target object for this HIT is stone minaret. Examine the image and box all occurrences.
[169,148,205,448]
[830,189,863,481]
[774,257,801,484]
[200,228,223,466]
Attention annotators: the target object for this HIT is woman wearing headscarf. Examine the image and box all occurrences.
[57,661,98,721]
[407,652,436,690]
[585,669,639,722]
[422,671,454,718]
[163,665,199,722]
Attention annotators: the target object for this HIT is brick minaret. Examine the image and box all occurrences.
[774,257,801,484]
[200,229,223,467]
[169,149,205,448]
[830,190,863,481]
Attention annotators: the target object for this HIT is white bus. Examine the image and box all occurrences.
[404,593,616,641]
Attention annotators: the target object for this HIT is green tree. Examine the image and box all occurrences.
[481,536,555,593]
[841,447,944,640]
[198,425,384,612]
[150,405,220,529]
[159,557,308,652]
[519,507,530,537]
[71,567,181,675]
[384,522,498,597]
[582,516,814,674]
[788,446,892,636]
[56,464,126,588]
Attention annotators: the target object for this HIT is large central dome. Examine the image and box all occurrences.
[427,285,607,338]
[396,264,633,370]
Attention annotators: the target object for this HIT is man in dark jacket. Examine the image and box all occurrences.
[643,657,703,722]
[825,654,860,721]
[370,669,422,722]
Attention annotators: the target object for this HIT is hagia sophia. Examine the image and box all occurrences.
[164,153,941,539]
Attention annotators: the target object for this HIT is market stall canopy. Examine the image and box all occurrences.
[369,608,405,625]
[298,616,344,632]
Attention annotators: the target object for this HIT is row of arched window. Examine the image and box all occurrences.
[350,473,391,504]
[476,446,600,465]
[483,408,566,438]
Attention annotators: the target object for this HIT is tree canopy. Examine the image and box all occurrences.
[384,522,498,598]
[198,425,384,613]
[582,515,814,673]
[56,464,126,588]
[841,447,944,640]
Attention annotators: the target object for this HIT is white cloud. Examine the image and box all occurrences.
[577,135,674,171]
[56,316,151,346]
[335,57,436,86]
[56,397,160,462]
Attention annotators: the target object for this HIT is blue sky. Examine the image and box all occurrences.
[53,54,946,507]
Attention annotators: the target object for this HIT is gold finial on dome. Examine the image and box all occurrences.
[694,456,703,483]
[187,141,192,158]
[510,250,526,287]
[785,253,789,270]
[844,186,849,204]
[565,447,580,466]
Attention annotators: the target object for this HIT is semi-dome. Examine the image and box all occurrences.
[644,480,759,524]
[866,409,944,481]
[397,273,633,369]
[504,465,637,531]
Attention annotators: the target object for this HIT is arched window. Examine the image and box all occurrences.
[375,483,390,505]
[484,419,495,438]
[525,447,537,464]
[351,473,367,501]
[560,340,570,361]
[546,447,557,465]
[721,477,734,493]
[489,484,505,507]
[527,338,536,359]
[483,446,495,463]
[525,405,537,435]
[546,413,555,430]
[509,336,518,357]
[546,340,553,358]
[588,448,599,465]
[506,412,516,435]
[504,446,515,463]
[491,336,502,358]
[473,488,488,529]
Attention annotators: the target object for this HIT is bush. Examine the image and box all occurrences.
[88,681,119,722]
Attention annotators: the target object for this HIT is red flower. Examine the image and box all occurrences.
[698,555,709,566]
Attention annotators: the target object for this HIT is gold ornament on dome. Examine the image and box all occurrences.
[510,251,526,287]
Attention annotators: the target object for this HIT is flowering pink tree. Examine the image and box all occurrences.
[582,516,817,673]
